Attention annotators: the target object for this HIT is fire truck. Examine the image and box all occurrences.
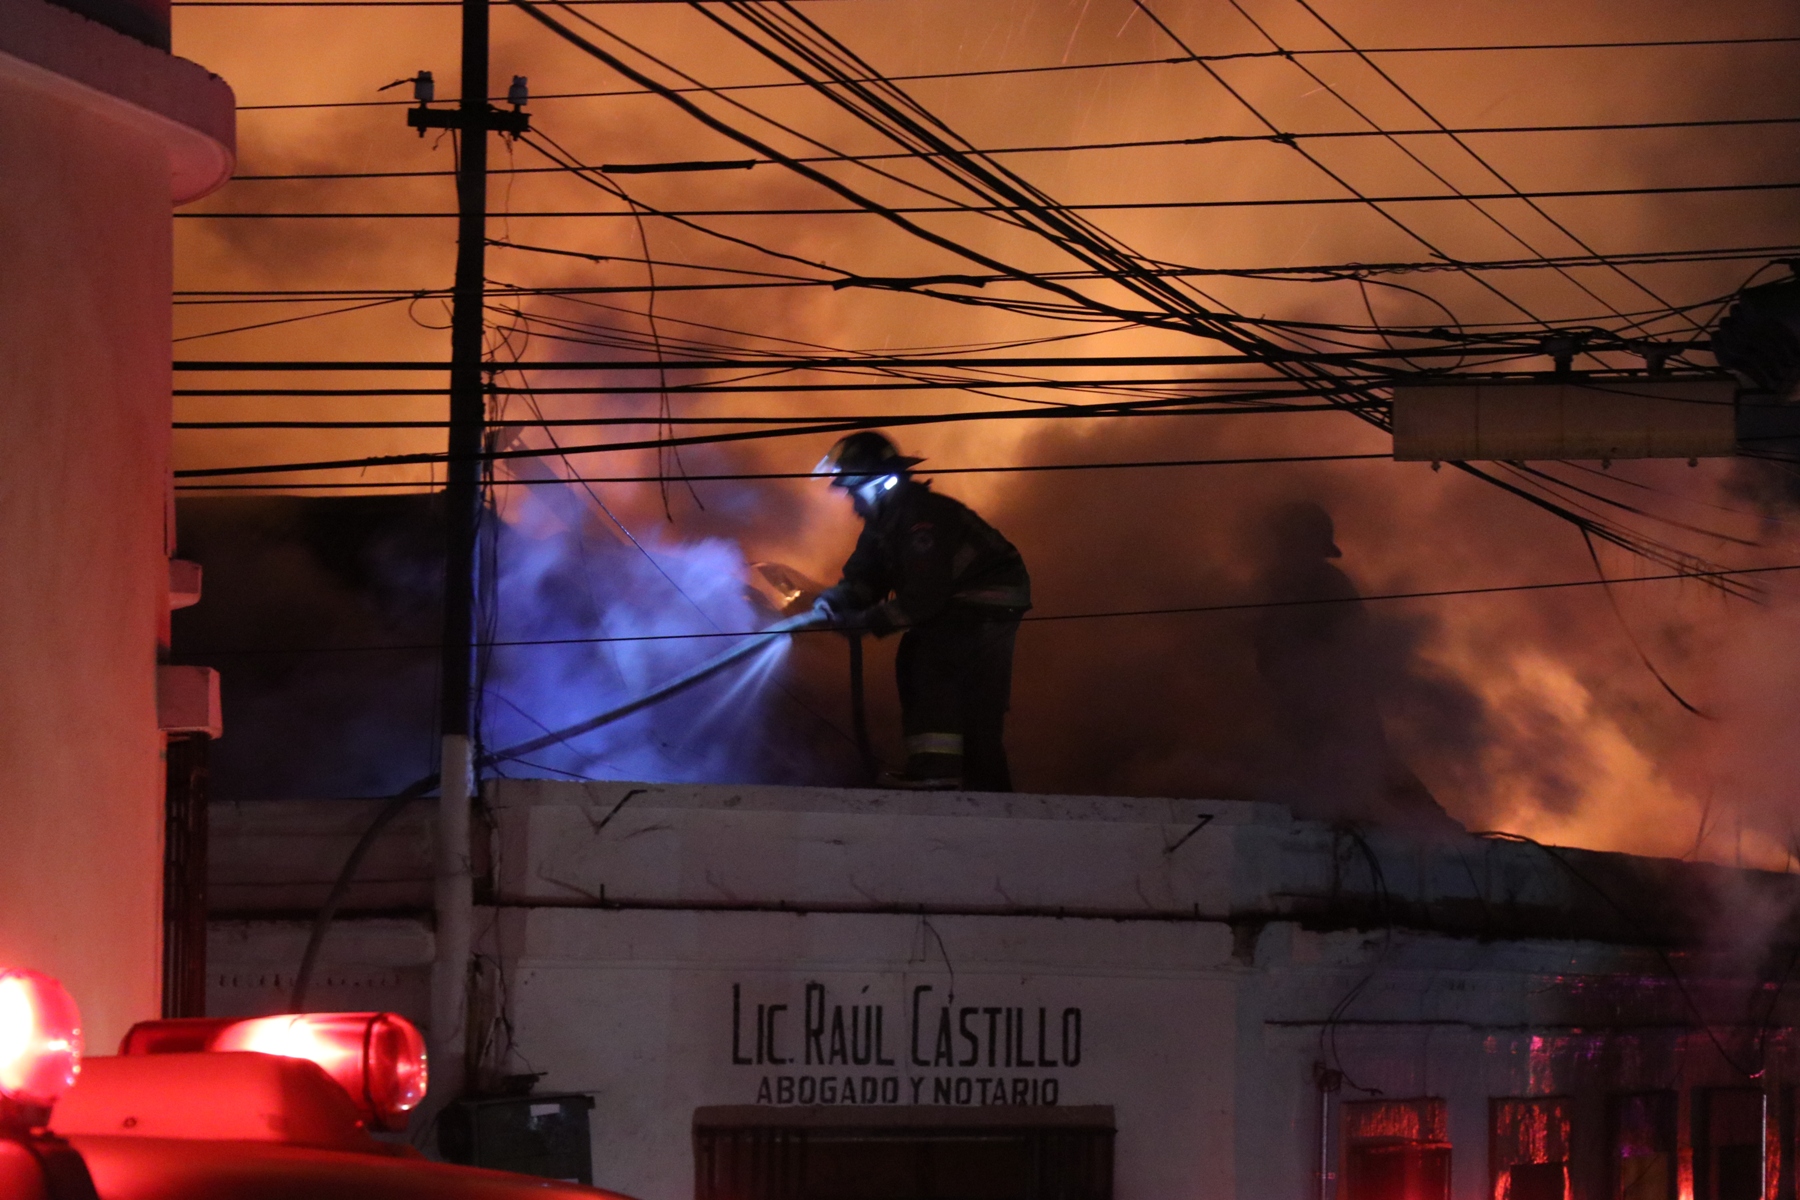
[0,967,635,1200]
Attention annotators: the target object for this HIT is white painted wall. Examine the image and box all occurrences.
[501,908,1239,1200]
[210,782,1800,1200]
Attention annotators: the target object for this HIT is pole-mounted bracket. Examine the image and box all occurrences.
[407,105,532,137]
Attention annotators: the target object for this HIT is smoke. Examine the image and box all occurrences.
[172,0,1800,860]
[173,495,446,799]
[475,479,860,786]
[964,414,1608,827]
[174,486,868,798]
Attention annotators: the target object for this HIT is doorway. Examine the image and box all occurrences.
[693,1105,1114,1200]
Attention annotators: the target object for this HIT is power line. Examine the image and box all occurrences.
[1220,0,1625,336]
[174,295,414,343]
[171,377,1378,407]
[180,0,1750,588]
[507,91,1699,376]
[481,276,1161,367]
[170,347,1548,374]
[525,10,1025,227]
[487,236,821,281]
[169,366,1714,409]
[171,450,1390,489]
[226,58,1202,110]
[185,12,1800,49]
[173,0,1750,412]
[520,131,857,280]
[1286,0,1699,336]
[220,115,1800,179]
[173,387,1386,478]
[727,0,1728,582]
[172,178,1800,218]
[178,0,858,4]
[155,268,1752,322]
[165,244,1800,303]
[165,562,1800,658]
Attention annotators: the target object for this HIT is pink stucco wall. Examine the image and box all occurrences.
[0,0,233,1050]
[0,83,174,1050]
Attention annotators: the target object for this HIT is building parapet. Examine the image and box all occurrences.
[1,0,234,202]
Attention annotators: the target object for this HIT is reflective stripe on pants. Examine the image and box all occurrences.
[894,607,1020,792]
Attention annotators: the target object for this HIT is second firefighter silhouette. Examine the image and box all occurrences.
[812,432,1031,790]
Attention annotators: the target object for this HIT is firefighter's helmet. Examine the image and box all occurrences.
[1270,500,1342,559]
[814,431,923,488]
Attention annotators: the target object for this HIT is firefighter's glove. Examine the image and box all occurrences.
[811,594,862,635]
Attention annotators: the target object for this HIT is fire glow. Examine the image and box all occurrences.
[170,0,1800,855]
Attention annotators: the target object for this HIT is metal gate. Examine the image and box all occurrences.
[694,1106,1114,1200]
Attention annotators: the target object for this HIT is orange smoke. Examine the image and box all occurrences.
[171,0,1800,860]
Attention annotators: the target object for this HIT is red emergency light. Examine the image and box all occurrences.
[0,967,83,1121]
[120,1012,427,1130]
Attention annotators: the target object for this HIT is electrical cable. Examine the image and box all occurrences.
[693,0,1499,376]
[491,264,1152,359]
[520,130,855,278]
[174,179,1800,218]
[1286,0,1704,336]
[1222,0,1623,340]
[169,380,1418,409]
[167,245,1800,302]
[173,295,414,343]
[488,237,827,283]
[222,35,1800,112]
[219,115,1800,179]
[173,451,1392,490]
[537,6,1030,231]
[172,348,1522,371]
[170,390,1387,479]
[182,0,1747,588]
[1578,528,1713,718]
[173,561,1800,659]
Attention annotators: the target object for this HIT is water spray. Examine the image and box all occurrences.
[486,609,823,768]
[290,609,828,1009]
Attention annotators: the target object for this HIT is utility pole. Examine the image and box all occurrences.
[405,0,528,1108]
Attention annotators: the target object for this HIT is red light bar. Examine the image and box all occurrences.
[120,1012,426,1131]
[0,968,83,1116]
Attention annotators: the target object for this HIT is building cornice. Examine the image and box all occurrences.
[0,0,234,203]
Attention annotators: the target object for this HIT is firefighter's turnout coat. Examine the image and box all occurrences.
[819,480,1031,633]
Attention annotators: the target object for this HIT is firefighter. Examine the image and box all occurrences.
[811,432,1031,790]
[1252,500,1458,832]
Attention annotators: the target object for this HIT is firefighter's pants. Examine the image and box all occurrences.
[895,606,1021,790]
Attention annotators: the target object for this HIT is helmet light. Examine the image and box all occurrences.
[120,1012,427,1131]
[0,968,83,1118]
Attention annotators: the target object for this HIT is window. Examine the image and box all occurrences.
[1610,1093,1676,1200]
[1490,1098,1571,1200]
[1342,1099,1452,1200]
[1696,1091,1767,1200]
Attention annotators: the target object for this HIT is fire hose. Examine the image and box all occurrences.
[290,610,833,1010]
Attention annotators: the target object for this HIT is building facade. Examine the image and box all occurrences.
[210,780,1800,1200]
[0,0,233,1045]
